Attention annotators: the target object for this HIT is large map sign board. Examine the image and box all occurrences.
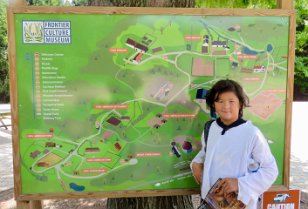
[8,7,295,199]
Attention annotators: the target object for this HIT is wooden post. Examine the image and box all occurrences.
[16,200,42,209]
[16,201,30,209]
[30,200,43,209]
[277,0,295,190]
[276,0,293,9]
[8,2,42,209]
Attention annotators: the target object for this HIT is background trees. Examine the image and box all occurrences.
[0,0,9,103]
[294,0,308,100]
[195,0,276,8]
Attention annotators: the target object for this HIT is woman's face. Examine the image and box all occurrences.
[214,91,240,125]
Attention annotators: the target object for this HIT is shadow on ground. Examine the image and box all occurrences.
[0,191,307,209]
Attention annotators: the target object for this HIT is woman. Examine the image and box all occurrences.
[191,79,278,209]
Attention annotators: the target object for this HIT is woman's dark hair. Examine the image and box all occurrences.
[205,79,249,118]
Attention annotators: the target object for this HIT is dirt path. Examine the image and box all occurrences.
[1,189,308,209]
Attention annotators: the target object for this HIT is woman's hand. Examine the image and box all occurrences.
[191,162,204,184]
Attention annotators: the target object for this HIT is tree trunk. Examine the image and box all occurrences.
[88,0,194,7]
[107,195,195,209]
[87,0,196,208]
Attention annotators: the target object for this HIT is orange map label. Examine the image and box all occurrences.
[163,114,195,118]
[136,152,161,157]
[82,169,107,173]
[109,48,128,53]
[237,55,257,60]
[184,36,201,40]
[26,134,53,138]
[243,77,260,81]
[86,158,112,162]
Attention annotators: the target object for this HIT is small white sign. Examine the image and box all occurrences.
[22,21,71,44]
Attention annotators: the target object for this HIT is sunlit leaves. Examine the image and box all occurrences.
[195,0,276,8]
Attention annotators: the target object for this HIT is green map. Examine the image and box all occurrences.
[14,14,289,194]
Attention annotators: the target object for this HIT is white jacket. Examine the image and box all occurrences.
[191,120,278,209]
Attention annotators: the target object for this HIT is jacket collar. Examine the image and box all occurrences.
[216,117,246,135]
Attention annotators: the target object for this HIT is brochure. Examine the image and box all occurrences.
[205,178,246,209]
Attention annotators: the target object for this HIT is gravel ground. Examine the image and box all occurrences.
[1,191,198,209]
[1,190,307,209]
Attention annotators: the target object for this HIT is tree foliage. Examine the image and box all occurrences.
[0,0,9,103]
[195,0,276,8]
[294,0,308,94]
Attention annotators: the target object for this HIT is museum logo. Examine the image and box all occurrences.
[22,21,71,44]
